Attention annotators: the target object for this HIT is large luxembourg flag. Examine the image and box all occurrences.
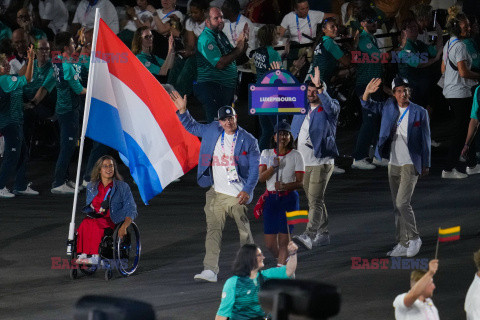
[84,18,200,204]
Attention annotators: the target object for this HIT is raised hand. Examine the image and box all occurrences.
[270,61,282,70]
[27,44,35,61]
[168,32,175,52]
[169,90,187,113]
[309,66,321,88]
[366,78,381,94]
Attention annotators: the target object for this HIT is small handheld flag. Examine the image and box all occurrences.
[286,210,309,225]
[435,226,460,259]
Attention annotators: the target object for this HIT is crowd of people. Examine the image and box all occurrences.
[1,0,480,318]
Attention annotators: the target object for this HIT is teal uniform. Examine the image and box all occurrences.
[253,45,281,83]
[196,27,237,88]
[311,35,344,85]
[0,75,28,129]
[356,29,383,88]
[136,52,165,76]
[472,86,480,120]
[32,28,47,40]
[0,20,12,42]
[217,266,291,320]
[463,38,480,71]
[52,56,84,114]
[23,60,56,101]
[398,38,437,80]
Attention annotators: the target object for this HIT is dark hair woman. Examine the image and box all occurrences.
[76,155,137,265]
[215,241,298,320]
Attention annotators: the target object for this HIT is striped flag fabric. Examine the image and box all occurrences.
[85,19,200,204]
[286,210,309,225]
[438,226,460,242]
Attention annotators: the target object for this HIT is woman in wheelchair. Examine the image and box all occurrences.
[76,155,137,265]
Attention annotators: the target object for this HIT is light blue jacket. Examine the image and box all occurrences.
[291,91,340,159]
[178,111,260,203]
[361,97,431,174]
[84,180,138,224]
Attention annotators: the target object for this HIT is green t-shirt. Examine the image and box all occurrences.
[356,29,383,86]
[311,36,344,84]
[23,60,56,101]
[196,27,237,88]
[472,86,480,120]
[217,266,290,319]
[52,56,84,114]
[463,38,480,71]
[32,28,47,40]
[136,52,165,76]
[398,38,437,81]
[0,21,12,42]
[0,74,28,129]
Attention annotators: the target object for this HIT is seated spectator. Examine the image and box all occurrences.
[10,29,30,75]
[72,0,119,35]
[0,45,38,198]
[465,249,480,320]
[76,155,137,265]
[16,7,47,42]
[393,259,439,319]
[221,0,255,58]
[32,0,69,35]
[132,26,175,83]
[215,242,298,320]
[183,0,207,57]
[412,3,434,45]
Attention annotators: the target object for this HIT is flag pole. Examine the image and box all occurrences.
[434,227,440,259]
[66,8,101,256]
[285,211,291,241]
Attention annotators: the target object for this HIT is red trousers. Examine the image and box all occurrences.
[76,216,115,255]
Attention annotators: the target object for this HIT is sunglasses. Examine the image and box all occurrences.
[143,35,153,40]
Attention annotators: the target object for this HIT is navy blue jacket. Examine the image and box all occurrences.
[361,97,431,174]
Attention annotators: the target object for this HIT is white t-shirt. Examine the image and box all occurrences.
[223,14,256,55]
[280,10,325,44]
[259,149,305,191]
[465,273,480,320]
[297,105,334,166]
[39,0,69,34]
[390,105,413,167]
[393,293,440,320]
[212,132,244,197]
[73,0,119,34]
[157,8,184,23]
[9,58,25,75]
[185,18,205,37]
[442,37,478,98]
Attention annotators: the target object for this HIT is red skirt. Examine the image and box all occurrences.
[76,215,115,255]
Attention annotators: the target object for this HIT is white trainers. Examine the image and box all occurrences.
[372,157,389,167]
[441,168,468,179]
[313,232,330,246]
[66,180,84,191]
[75,253,88,264]
[466,165,480,175]
[293,234,312,250]
[332,165,345,174]
[387,243,408,257]
[194,269,217,282]
[14,183,39,196]
[407,238,422,257]
[351,159,376,170]
[0,187,15,198]
[51,183,76,194]
[431,139,441,148]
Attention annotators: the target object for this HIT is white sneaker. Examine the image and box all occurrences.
[0,187,15,198]
[332,166,345,174]
[313,232,330,246]
[387,243,408,257]
[66,180,84,191]
[51,183,76,194]
[372,158,389,167]
[407,238,422,257]
[351,159,376,170]
[441,169,468,179]
[466,165,480,175]
[293,234,312,250]
[431,139,441,148]
[194,269,217,282]
[75,253,87,264]
[14,183,39,196]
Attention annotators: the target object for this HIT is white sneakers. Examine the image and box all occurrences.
[51,183,76,194]
[293,234,312,250]
[333,166,345,174]
[0,187,15,198]
[466,165,480,175]
[351,159,376,170]
[194,269,217,282]
[76,254,100,265]
[441,168,468,179]
[387,238,422,257]
[313,232,330,246]
[67,180,85,191]
[372,157,389,167]
[14,183,39,196]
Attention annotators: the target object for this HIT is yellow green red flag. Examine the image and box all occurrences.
[438,226,460,242]
[286,210,309,225]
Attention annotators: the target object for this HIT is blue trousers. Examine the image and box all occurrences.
[0,124,28,190]
[193,81,235,123]
[53,110,79,187]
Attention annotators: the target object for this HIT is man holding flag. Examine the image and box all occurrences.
[171,91,260,283]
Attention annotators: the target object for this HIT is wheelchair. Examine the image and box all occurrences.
[69,222,141,281]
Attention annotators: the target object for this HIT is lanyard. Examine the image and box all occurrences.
[396,106,409,128]
[103,187,111,201]
[230,14,241,43]
[296,13,312,42]
[162,9,175,20]
[221,130,238,159]
[445,38,459,64]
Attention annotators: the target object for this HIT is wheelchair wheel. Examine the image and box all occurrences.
[113,222,141,277]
